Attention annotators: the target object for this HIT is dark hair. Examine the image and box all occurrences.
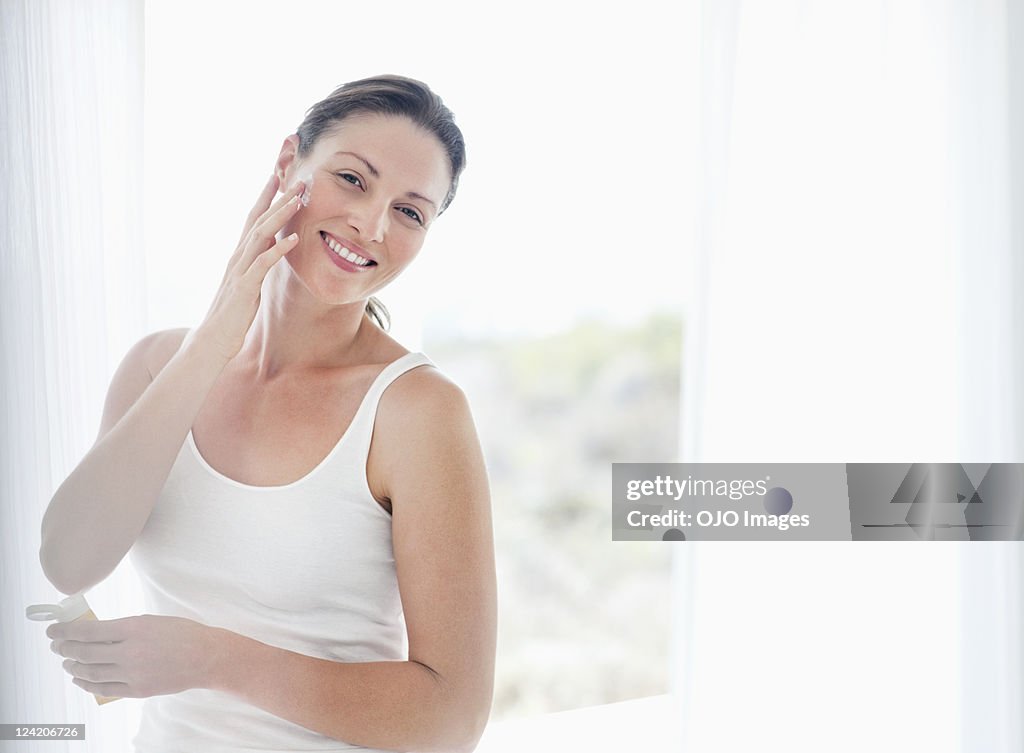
[295,75,466,331]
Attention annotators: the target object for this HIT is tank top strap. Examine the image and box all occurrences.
[345,351,435,457]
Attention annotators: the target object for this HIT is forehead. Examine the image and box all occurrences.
[311,114,450,206]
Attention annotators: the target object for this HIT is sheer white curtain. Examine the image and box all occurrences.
[673,1,1023,751]
[1,0,146,750]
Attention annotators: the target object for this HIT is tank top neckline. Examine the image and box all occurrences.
[185,350,430,493]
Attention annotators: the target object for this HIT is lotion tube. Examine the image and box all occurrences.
[26,593,119,705]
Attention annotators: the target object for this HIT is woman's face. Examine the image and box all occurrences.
[275,113,451,306]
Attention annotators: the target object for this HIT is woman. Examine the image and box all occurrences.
[39,75,496,753]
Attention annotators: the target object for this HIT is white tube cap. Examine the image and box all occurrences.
[26,593,91,622]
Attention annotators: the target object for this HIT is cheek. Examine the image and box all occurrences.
[390,241,425,273]
[280,192,327,239]
[293,181,348,229]
[298,173,326,214]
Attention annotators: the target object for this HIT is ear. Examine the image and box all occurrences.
[273,134,302,193]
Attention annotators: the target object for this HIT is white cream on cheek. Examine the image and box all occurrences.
[298,171,313,206]
[279,171,314,204]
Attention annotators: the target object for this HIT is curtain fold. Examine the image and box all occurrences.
[959,545,1024,752]
[1,0,146,750]
[673,1,1024,751]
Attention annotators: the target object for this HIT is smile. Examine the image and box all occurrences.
[319,231,376,268]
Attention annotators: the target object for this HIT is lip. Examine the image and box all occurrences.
[319,231,376,265]
[319,231,377,273]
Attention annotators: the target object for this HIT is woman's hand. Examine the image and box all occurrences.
[48,614,223,698]
[193,174,306,363]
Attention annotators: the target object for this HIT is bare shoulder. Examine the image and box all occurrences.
[378,363,474,430]
[94,327,191,444]
[369,363,483,505]
[142,327,191,378]
[112,327,190,379]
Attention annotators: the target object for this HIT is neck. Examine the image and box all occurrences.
[237,261,374,381]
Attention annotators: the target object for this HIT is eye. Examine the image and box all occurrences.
[336,172,363,188]
[397,206,423,225]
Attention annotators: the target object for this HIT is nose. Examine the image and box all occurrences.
[348,199,388,244]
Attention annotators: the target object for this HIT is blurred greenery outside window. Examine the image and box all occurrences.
[425,311,682,720]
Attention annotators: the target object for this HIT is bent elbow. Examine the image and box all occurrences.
[410,685,491,753]
[39,537,98,596]
[448,729,486,753]
[39,546,78,595]
[462,707,491,753]
[39,548,75,595]
[437,695,492,753]
[39,510,75,594]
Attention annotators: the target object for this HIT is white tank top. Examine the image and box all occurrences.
[129,351,434,753]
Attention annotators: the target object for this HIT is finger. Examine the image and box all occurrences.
[250,185,305,244]
[53,639,120,663]
[63,659,120,684]
[240,194,304,268]
[47,617,132,643]
[72,677,131,698]
[237,173,280,247]
[229,185,305,279]
[242,232,301,283]
[238,177,305,249]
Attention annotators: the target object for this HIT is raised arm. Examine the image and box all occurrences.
[39,174,307,594]
[39,329,225,593]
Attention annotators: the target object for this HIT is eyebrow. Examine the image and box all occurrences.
[333,150,438,210]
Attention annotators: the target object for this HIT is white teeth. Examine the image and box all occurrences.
[323,234,372,266]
